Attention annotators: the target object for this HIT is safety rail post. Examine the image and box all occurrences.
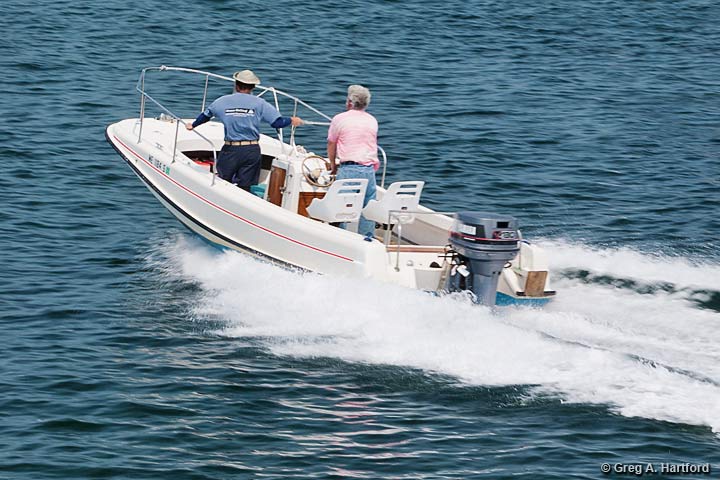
[378,146,388,188]
[201,74,209,112]
[210,149,217,185]
[172,119,180,163]
[290,98,299,147]
[271,88,284,147]
[384,210,404,271]
[395,221,403,271]
[138,70,146,143]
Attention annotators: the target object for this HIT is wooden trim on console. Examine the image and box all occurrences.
[298,192,326,218]
[268,166,286,206]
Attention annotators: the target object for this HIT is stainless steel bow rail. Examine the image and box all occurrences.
[136,67,220,172]
[134,65,389,187]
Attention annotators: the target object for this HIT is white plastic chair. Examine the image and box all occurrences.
[362,181,424,225]
[306,179,369,223]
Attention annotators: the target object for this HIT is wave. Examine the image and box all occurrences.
[161,235,720,433]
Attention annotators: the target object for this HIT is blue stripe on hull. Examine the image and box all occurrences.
[496,292,552,307]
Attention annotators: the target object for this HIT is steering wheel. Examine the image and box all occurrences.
[302,155,335,188]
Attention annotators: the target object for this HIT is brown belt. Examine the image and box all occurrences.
[224,140,259,146]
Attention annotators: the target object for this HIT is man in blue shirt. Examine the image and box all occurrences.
[186,69,303,190]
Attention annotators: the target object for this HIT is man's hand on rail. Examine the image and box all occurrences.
[185,124,194,131]
[290,117,304,127]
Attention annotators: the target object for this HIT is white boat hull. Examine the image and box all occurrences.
[107,116,554,306]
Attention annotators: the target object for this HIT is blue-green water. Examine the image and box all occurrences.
[2,0,720,478]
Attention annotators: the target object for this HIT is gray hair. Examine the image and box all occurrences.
[347,85,371,110]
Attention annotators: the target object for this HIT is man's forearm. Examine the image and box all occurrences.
[327,141,337,174]
[271,117,292,129]
[192,112,211,128]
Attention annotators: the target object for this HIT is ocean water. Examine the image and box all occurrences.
[2,0,720,478]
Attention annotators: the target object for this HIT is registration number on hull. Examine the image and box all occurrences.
[149,155,171,175]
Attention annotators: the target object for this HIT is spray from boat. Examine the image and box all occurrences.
[153,234,720,434]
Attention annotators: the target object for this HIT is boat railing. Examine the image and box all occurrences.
[378,146,388,188]
[385,209,456,271]
[136,67,221,184]
[135,65,389,187]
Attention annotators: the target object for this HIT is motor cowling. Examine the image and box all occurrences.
[446,212,520,306]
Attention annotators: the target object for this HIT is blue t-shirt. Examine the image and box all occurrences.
[203,93,282,141]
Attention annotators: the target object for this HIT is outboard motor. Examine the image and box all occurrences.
[446,212,520,306]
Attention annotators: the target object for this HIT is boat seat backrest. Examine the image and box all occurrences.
[306,179,369,223]
[362,181,425,225]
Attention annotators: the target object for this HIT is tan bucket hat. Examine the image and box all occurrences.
[233,69,261,85]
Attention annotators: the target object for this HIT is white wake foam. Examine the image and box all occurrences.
[164,236,720,433]
[538,239,720,291]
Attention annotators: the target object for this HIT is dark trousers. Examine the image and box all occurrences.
[216,144,261,190]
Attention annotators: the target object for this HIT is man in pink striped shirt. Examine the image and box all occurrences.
[327,85,379,238]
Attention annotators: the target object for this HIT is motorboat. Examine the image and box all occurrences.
[106,66,556,307]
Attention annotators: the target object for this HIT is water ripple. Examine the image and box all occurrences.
[3,0,720,478]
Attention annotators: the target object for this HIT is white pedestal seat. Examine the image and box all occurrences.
[306,179,369,223]
[362,181,425,225]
